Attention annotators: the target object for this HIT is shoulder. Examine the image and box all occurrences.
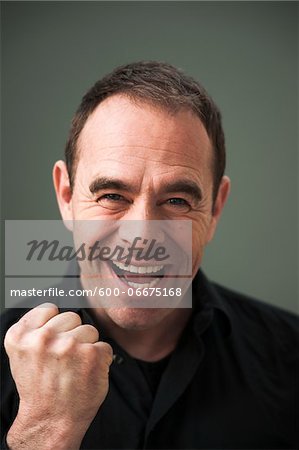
[212,281,299,350]
[214,281,298,327]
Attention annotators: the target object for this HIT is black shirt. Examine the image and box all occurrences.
[1,271,298,449]
[136,355,172,396]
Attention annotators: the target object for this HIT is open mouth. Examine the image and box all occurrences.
[109,260,165,288]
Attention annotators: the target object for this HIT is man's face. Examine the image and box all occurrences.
[54,94,229,329]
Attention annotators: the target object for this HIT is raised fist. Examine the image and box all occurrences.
[4,303,113,450]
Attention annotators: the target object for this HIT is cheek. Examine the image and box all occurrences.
[191,235,205,276]
[191,236,204,267]
[192,215,212,246]
[191,217,212,264]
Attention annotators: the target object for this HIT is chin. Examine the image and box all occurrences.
[104,307,172,331]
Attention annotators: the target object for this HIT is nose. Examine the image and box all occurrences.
[119,193,165,248]
[118,219,165,246]
[118,200,165,245]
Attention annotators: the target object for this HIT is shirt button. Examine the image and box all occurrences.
[113,354,124,365]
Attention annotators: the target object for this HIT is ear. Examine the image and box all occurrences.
[206,176,231,243]
[53,161,74,230]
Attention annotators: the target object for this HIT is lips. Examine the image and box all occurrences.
[110,260,165,288]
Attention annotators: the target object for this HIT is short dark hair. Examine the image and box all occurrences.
[65,61,226,202]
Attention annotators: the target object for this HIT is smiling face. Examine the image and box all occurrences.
[54,94,230,330]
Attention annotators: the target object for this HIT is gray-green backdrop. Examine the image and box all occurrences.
[2,1,298,313]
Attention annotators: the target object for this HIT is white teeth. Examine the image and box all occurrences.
[127,278,160,289]
[145,265,162,274]
[112,261,164,274]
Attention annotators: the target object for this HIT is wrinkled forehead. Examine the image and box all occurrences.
[77,95,213,165]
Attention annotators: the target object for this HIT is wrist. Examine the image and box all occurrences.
[7,412,85,450]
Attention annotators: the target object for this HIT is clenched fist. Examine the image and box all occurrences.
[4,303,113,450]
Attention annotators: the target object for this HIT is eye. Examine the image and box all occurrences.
[97,193,130,210]
[163,198,191,213]
[101,194,124,201]
[167,198,188,206]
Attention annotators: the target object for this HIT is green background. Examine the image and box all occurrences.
[2,1,298,313]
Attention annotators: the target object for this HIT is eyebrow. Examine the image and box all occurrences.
[89,177,136,195]
[162,180,202,202]
[89,176,202,202]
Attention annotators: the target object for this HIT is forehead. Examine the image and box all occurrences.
[77,94,213,176]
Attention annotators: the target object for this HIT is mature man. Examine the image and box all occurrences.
[1,62,298,449]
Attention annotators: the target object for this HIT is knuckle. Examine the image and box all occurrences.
[82,345,105,374]
[37,302,58,310]
[82,343,98,359]
[63,311,82,325]
[64,335,77,349]
[85,324,99,340]
[29,328,53,354]
[55,336,78,357]
[4,323,24,351]
[82,345,106,370]
[96,342,113,365]
[102,342,113,361]
[5,323,18,341]
[35,327,53,343]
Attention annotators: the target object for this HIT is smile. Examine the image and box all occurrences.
[110,260,165,289]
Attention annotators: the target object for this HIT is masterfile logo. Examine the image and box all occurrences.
[5,220,192,309]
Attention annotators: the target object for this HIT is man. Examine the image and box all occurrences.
[1,61,298,449]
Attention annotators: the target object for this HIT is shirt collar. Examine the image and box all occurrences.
[192,270,232,339]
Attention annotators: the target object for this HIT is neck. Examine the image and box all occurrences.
[90,308,192,362]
